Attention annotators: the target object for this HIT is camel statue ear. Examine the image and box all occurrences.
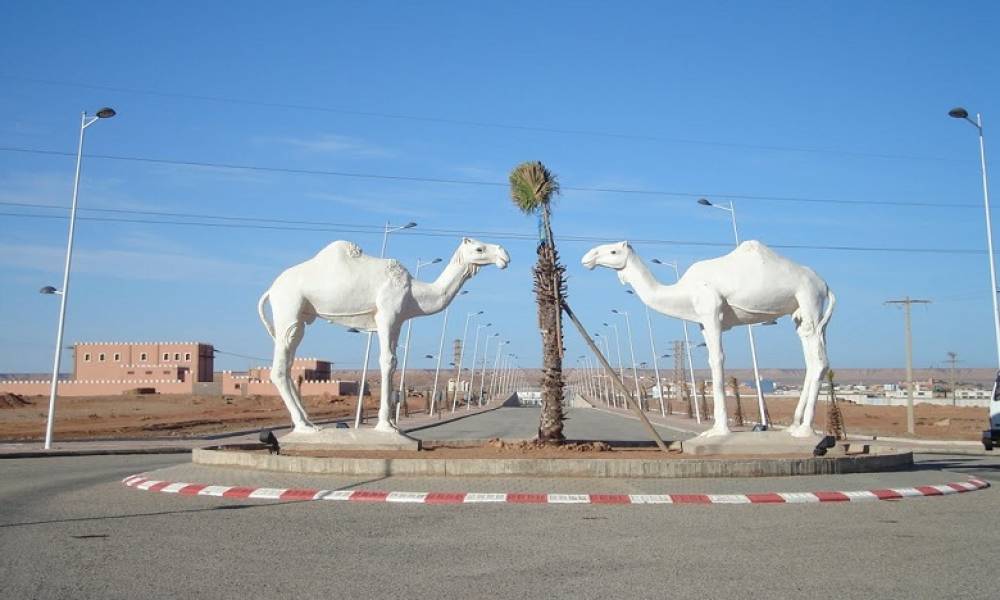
[462,237,471,244]
[619,241,630,249]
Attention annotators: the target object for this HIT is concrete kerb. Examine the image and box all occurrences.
[121,472,991,507]
[192,446,913,478]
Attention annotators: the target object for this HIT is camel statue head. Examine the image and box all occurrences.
[581,241,632,271]
[458,237,510,273]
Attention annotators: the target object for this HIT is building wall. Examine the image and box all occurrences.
[221,371,359,397]
[74,342,214,382]
[1,379,194,397]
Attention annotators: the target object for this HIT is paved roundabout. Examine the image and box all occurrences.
[4,408,1000,599]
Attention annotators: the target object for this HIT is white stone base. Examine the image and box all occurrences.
[279,427,421,451]
[681,430,823,457]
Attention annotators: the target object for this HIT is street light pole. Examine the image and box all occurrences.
[396,257,442,422]
[698,198,767,426]
[627,290,663,416]
[594,333,613,405]
[949,108,1000,370]
[44,107,116,450]
[612,310,642,410]
[355,221,416,428]
[478,332,499,405]
[452,310,482,412]
[465,321,491,409]
[651,259,701,422]
[430,291,467,418]
[603,322,626,406]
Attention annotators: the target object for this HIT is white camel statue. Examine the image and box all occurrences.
[258,237,510,433]
[582,240,835,437]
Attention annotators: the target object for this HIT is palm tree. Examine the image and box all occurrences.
[509,161,565,443]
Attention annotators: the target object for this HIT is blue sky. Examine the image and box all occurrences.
[1,1,998,374]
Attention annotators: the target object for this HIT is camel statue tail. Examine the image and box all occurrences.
[258,290,275,339]
[819,288,836,334]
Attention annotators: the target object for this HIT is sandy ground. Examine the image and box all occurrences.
[662,395,989,441]
[0,391,990,441]
[0,392,434,441]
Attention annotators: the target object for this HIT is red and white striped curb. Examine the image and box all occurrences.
[122,474,990,506]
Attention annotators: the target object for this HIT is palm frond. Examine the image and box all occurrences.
[508,161,560,215]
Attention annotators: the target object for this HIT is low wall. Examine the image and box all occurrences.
[221,371,359,397]
[0,379,193,397]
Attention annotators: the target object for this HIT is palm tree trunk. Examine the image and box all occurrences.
[536,206,565,443]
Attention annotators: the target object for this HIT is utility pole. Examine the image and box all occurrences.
[885,297,931,435]
[946,351,959,407]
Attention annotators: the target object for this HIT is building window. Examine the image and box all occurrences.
[163,353,169,361]
[113,353,121,362]
[145,371,152,375]
[127,370,134,375]
[84,353,91,362]
[184,352,191,361]
[174,353,181,361]
[163,370,170,375]
[98,353,105,362]
[140,352,147,361]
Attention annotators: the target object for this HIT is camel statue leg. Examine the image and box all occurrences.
[373,315,403,433]
[789,319,829,437]
[269,318,319,433]
[699,319,731,437]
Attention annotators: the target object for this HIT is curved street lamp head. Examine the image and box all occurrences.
[95,107,116,119]
[697,198,712,206]
[424,354,434,359]
[611,309,620,314]
[431,257,443,264]
[403,222,417,229]
[347,327,361,333]
[602,322,609,327]
[650,258,662,264]
[459,290,469,296]
[39,285,58,294]
[948,107,969,119]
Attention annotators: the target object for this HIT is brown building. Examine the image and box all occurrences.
[74,342,214,382]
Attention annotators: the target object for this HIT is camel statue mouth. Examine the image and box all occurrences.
[581,256,597,270]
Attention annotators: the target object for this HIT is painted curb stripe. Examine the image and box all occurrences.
[121,474,990,506]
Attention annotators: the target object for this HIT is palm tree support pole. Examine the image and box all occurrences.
[562,302,672,452]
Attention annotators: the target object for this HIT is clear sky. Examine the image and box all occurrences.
[1,1,999,375]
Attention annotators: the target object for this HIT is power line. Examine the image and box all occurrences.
[2,73,971,164]
[0,145,976,209]
[0,209,985,255]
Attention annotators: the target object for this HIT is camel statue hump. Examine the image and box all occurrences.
[317,240,363,260]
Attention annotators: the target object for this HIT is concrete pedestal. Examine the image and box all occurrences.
[279,427,421,451]
[681,430,822,456]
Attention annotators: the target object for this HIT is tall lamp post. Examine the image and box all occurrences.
[354,221,416,428]
[593,332,613,405]
[452,310,483,412]
[603,321,626,406]
[430,290,467,417]
[478,332,499,406]
[626,290,664,416]
[465,321,492,409]
[949,107,1000,445]
[651,258,701,422]
[42,107,116,450]
[396,257,442,422]
[611,309,642,409]
[697,198,768,427]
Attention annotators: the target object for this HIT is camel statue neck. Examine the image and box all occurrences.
[410,247,473,315]
[621,253,696,321]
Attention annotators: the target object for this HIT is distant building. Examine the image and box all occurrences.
[2,341,215,396]
[222,358,359,397]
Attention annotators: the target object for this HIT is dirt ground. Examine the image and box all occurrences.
[666,395,990,441]
[0,391,989,442]
[0,392,432,441]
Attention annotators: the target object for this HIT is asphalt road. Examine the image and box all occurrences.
[410,406,692,442]
[1,450,998,600]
